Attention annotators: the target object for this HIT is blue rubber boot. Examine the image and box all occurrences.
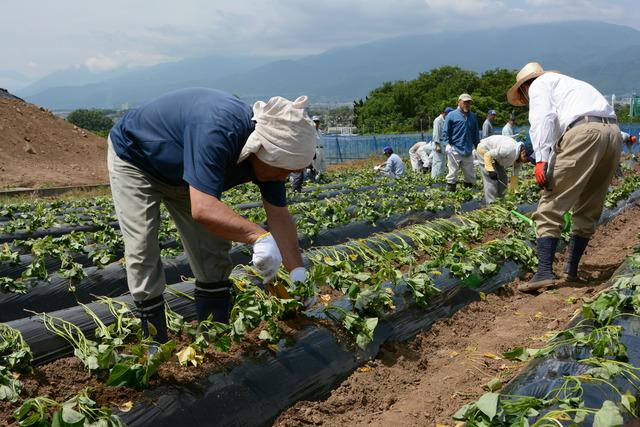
[135,295,168,344]
[562,235,590,282]
[194,280,234,323]
[518,237,558,292]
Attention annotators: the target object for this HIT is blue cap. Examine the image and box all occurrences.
[383,146,393,154]
[488,109,497,116]
[444,107,454,114]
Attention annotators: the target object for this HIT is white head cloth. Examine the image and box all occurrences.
[237,95,317,170]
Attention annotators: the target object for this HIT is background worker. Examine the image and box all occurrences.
[431,107,453,178]
[408,140,433,173]
[475,135,531,204]
[507,62,621,292]
[309,116,327,182]
[482,109,497,138]
[108,88,316,343]
[374,146,405,178]
[502,116,516,137]
[621,131,638,160]
[443,93,480,192]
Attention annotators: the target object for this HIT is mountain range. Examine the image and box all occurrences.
[19,21,640,110]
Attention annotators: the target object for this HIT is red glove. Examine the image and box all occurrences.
[535,162,547,187]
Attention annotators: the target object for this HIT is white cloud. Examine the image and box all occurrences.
[84,55,118,72]
[84,51,177,72]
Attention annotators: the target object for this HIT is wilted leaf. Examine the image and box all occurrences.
[118,401,134,413]
[176,346,203,367]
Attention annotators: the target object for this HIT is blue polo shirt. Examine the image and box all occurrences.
[109,88,286,206]
[442,108,480,156]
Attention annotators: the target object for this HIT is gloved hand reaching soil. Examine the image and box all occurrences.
[252,232,282,283]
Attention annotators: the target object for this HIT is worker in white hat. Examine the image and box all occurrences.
[108,88,317,344]
[443,93,480,192]
[408,140,433,173]
[507,63,622,292]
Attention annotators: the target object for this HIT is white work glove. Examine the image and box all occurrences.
[252,233,282,283]
[373,165,381,171]
[289,266,308,284]
[289,266,318,308]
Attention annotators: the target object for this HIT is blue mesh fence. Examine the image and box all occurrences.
[321,133,430,164]
[322,123,640,164]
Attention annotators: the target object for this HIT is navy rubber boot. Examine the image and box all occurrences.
[194,280,233,323]
[518,236,558,292]
[562,235,590,282]
[446,183,457,192]
[135,295,168,344]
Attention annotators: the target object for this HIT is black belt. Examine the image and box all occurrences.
[567,115,617,131]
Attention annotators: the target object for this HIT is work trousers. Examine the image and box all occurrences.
[431,148,446,179]
[480,163,508,204]
[290,171,304,192]
[446,146,475,185]
[533,122,621,238]
[107,138,233,302]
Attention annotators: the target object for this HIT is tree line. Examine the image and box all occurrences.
[352,66,528,134]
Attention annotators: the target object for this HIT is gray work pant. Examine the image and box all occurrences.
[480,163,508,204]
[533,122,621,238]
[446,147,475,185]
[107,138,232,302]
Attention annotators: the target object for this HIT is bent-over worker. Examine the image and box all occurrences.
[408,141,433,173]
[507,63,621,292]
[475,135,531,204]
[108,88,316,343]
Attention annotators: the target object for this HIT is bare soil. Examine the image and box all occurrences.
[0,97,108,188]
[274,203,640,427]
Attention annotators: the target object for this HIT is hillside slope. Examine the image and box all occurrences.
[0,96,107,188]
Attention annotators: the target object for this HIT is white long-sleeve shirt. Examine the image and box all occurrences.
[502,122,514,136]
[432,114,445,144]
[528,72,616,163]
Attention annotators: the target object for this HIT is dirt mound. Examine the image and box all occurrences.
[0,95,108,188]
[275,204,640,427]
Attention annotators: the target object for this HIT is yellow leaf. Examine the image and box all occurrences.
[431,270,442,276]
[349,254,358,261]
[464,346,477,353]
[483,352,502,360]
[479,292,487,301]
[358,366,371,373]
[324,256,333,263]
[118,401,134,413]
[320,294,332,304]
[534,312,543,320]
[267,343,280,353]
[448,351,460,358]
[436,424,449,427]
[550,412,572,421]
[177,346,203,367]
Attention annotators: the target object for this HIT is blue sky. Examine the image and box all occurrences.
[1,0,638,88]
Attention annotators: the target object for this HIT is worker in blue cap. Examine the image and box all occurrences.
[482,109,497,139]
[432,107,454,178]
[374,146,405,178]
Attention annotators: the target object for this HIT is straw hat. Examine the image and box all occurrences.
[507,62,559,106]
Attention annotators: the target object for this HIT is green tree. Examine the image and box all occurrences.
[66,109,114,136]
[353,66,527,134]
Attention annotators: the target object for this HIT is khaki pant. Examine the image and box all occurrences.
[107,138,232,302]
[533,122,622,238]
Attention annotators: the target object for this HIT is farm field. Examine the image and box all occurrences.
[1,162,640,426]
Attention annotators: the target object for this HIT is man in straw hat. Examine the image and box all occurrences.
[108,88,317,343]
[443,93,480,192]
[507,63,621,292]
